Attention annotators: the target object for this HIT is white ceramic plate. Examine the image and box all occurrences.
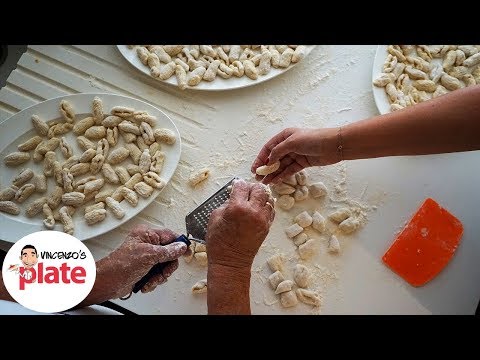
[117,45,316,91]
[372,45,392,115]
[0,93,181,243]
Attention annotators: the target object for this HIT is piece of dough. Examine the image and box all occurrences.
[298,239,316,260]
[311,211,326,233]
[277,195,295,210]
[285,223,303,238]
[268,271,285,290]
[274,280,294,295]
[292,232,308,246]
[338,217,360,234]
[328,208,352,223]
[294,211,313,228]
[293,264,310,288]
[296,288,321,307]
[194,252,208,266]
[293,186,309,201]
[272,183,295,195]
[192,279,207,294]
[309,182,327,198]
[283,174,297,186]
[295,171,307,186]
[188,168,210,187]
[267,253,285,273]
[256,161,280,176]
[328,235,341,253]
[280,290,298,308]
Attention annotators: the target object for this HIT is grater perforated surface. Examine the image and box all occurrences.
[185,177,238,243]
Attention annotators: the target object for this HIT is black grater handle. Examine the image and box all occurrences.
[132,235,191,294]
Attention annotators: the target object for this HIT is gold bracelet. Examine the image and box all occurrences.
[337,126,343,161]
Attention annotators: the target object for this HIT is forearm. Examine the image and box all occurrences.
[341,85,480,160]
[77,256,119,308]
[207,264,251,315]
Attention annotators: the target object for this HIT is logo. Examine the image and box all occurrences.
[1,231,96,313]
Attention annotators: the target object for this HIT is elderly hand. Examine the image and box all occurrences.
[82,224,188,305]
[251,127,340,184]
[206,179,275,269]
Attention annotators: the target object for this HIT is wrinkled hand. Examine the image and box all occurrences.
[251,127,339,184]
[97,224,187,300]
[206,179,275,269]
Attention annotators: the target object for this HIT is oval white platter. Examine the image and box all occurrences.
[117,45,316,91]
[0,93,181,243]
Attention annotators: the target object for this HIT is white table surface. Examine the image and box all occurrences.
[0,45,478,315]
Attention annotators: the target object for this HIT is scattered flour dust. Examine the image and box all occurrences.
[173,46,388,314]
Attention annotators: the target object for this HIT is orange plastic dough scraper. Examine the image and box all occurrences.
[382,198,463,287]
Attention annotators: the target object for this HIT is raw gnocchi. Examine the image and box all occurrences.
[1,97,173,237]
[277,195,295,210]
[0,201,20,215]
[12,168,34,187]
[188,168,210,187]
[84,209,107,225]
[296,288,321,307]
[268,271,285,290]
[274,280,294,295]
[293,264,310,288]
[133,181,154,198]
[285,223,304,238]
[255,161,280,176]
[272,183,296,195]
[153,128,176,145]
[328,208,352,223]
[328,235,341,253]
[309,182,327,198]
[375,45,479,111]
[294,211,313,228]
[191,279,208,294]
[311,211,326,233]
[15,184,35,203]
[194,252,208,266]
[267,253,285,273]
[298,239,316,260]
[292,232,308,246]
[295,171,308,186]
[105,197,125,219]
[280,290,298,308]
[4,152,30,166]
[0,186,17,201]
[338,217,360,234]
[129,45,310,88]
[293,186,309,201]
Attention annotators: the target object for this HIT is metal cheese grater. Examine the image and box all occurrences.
[185,176,238,243]
[125,177,238,298]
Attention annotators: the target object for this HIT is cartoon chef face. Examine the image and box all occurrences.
[20,245,38,269]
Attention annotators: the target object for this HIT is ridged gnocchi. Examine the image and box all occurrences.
[129,45,309,88]
[375,45,479,111]
[1,96,171,237]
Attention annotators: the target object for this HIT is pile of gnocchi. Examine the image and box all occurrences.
[265,170,364,309]
[186,168,364,309]
[184,241,207,267]
[274,170,361,256]
[266,254,321,308]
[374,45,480,112]
[129,45,308,89]
[0,97,176,236]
